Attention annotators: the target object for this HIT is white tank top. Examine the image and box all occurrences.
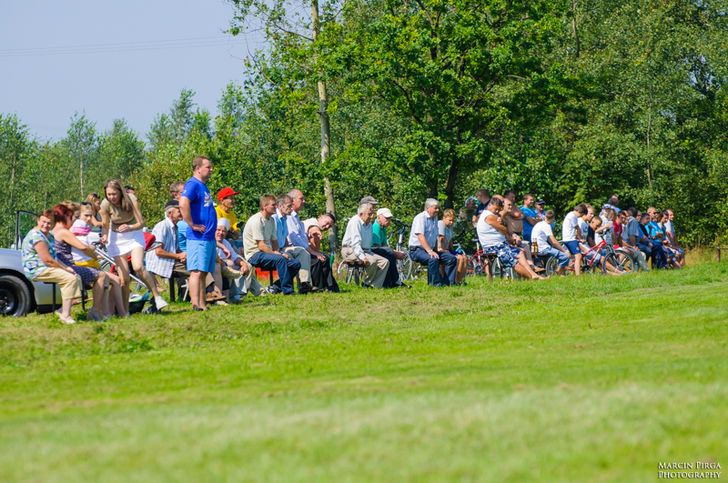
[477,210,506,247]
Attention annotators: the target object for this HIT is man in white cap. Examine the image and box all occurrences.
[372,207,406,288]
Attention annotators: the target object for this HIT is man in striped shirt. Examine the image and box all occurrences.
[145,199,187,283]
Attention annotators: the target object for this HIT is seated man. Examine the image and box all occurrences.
[532,210,570,274]
[214,219,261,301]
[273,194,312,293]
[371,207,407,288]
[215,186,241,238]
[408,198,457,286]
[438,208,468,284]
[502,196,538,271]
[640,213,666,269]
[477,197,543,280]
[562,203,588,276]
[243,194,301,295]
[145,199,189,293]
[341,203,389,288]
[621,207,650,270]
[304,213,339,292]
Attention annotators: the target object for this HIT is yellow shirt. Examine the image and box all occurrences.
[215,205,239,232]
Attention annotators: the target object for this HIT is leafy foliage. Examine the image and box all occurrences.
[1,0,727,247]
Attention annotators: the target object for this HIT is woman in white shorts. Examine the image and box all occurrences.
[99,179,167,313]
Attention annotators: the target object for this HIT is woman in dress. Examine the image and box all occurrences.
[52,203,123,320]
[99,179,168,313]
[21,210,82,324]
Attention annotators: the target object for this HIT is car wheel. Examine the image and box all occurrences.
[0,274,33,317]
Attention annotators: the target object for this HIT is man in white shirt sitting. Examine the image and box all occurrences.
[341,202,389,288]
[408,198,457,286]
[477,197,543,280]
[531,210,570,274]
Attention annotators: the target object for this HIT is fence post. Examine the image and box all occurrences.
[717,246,721,262]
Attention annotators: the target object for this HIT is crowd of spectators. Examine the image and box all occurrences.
[19,156,685,324]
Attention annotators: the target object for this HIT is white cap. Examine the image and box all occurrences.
[217,218,231,230]
[377,208,393,218]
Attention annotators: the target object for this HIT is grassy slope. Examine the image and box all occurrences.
[0,263,726,482]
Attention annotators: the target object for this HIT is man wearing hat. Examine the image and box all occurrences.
[360,195,379,206]
[372,207,406,288]
[215,186,240,237]
[535,199,547,221]
[145,199,188,284]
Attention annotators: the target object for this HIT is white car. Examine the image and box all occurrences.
[0,247,60,316]
[1,210,61,316]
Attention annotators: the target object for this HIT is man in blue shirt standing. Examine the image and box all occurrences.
[179,156,217,311]
[520,193,540,243]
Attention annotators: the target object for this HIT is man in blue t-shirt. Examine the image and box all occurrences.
[179,156,217,311]
[520,193,540,242]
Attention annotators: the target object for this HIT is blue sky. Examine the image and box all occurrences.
[0,0,264,141]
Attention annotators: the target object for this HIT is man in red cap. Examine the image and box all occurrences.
[215,186,240,237]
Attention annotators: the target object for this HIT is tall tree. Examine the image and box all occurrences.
[61,113,98,198]
[230,0,340,245]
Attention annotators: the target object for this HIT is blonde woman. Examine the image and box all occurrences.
[99,179,168,313]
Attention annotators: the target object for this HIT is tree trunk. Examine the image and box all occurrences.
[312,0,338,250]
[444,157,459,209]
[571,0,580,58]
[80,155,84,199]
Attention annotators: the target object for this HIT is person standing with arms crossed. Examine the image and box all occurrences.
[179,156,217,311]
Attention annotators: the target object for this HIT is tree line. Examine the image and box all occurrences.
[1,0,727,248]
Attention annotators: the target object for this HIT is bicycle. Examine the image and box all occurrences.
[466,238,512,280]
[578,238,628,275]
[390,219,422,281]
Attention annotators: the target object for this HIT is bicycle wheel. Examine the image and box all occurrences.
[604,252,624,273]
[468,255,485,277]
[399,254,414,281]
[336,260,353,283]
[615,250,635,273]
[544,256,560,276]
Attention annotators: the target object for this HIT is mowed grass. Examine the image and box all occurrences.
[1,262,726,482]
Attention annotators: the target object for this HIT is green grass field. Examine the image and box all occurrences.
[1,262,726,482]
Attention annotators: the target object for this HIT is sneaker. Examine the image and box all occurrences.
[266,285,281,295]
[154,296,169,310]
[55,311,76,325]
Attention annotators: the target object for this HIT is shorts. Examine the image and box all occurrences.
[483,242,520,268]
[187,239,216,273]
[563,240,581,255]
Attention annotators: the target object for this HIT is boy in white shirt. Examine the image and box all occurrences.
[532,210,570,274]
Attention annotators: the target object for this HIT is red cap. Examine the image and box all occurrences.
[217,187,239,202]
